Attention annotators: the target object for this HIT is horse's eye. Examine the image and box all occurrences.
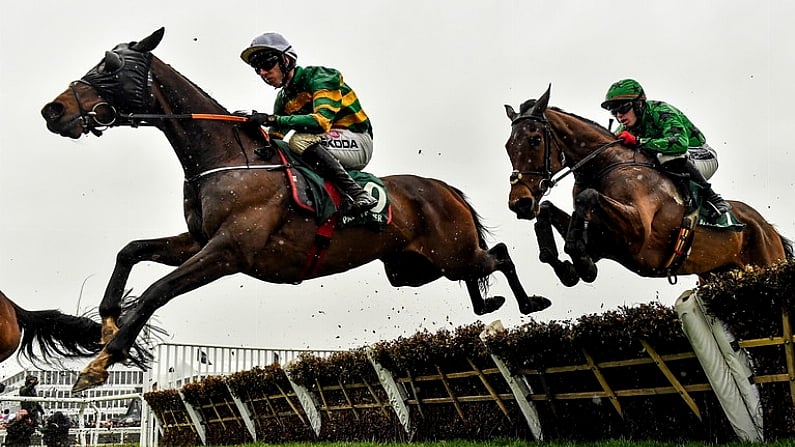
[530,136,542,146]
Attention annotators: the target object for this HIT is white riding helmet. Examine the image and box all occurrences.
[240,32,298,64]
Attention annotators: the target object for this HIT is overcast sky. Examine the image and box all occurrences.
[1,1,793,378]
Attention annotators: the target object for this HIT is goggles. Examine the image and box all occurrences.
[250,53,280,72]
[609,101,634,116]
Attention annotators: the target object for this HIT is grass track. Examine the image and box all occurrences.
[242,439,794,447]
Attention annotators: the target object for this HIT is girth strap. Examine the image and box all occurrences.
[303,184,343,278]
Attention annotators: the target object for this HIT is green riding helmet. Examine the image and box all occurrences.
[601,79,646,110]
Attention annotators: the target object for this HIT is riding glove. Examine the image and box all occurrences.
[617,130,638,146]
[246,112,275,127]
[234,110,275,128]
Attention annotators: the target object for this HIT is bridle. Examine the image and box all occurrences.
[68,80,250,135]
[68,78,285,182]
[69,80,117,136]
[509,113,621,195]
[508,114,562,196]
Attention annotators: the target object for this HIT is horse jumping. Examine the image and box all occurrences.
[41,28,550,392]
[504,85,793,287]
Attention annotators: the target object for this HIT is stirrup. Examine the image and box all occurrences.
[705,200,731,219]
[351,194,377,211]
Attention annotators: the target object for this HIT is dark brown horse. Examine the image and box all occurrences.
[504,85,793,287]
[41,28,550,392]
[0,289,147,365]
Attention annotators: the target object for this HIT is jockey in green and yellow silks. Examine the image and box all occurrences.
[240,32,377,216]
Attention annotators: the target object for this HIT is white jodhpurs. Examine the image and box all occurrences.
[288,130,373,170]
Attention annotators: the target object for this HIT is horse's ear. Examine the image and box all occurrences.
[505,104,518,121]
[529,84,551,117]
[131,27,165,53]
[104,51,123,72]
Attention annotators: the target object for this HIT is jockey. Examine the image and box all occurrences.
[601,79,731,218]
[240,32,377,215]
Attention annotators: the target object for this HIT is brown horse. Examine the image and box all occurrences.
[504,85,793,287]
[41,28,550,392]
[0,289,148,366]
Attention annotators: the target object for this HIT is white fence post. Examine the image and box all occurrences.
[284,370,322,437]
[366,349,413,436]
[675,288,764,442]
[480,320,544,441]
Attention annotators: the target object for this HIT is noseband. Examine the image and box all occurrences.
[69,80,117,136]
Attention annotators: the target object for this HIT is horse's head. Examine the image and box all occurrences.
[41,28,165,138]
[504,84,564,220]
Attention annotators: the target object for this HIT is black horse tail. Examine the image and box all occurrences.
[13,298,159,369]
[449,185,492,249]
[782,235,795,260]
[13,302,103,362]
[450,185,494,295]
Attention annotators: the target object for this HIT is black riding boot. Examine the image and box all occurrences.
[301,143,377,215]
[678,159,731,218]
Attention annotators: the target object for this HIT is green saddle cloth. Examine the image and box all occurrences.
[688,180,744,232]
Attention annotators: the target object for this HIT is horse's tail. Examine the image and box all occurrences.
[781,235,795,260]
[12,302,103,362]
[449,185,491,249]
[449,185,493,295]
[13,295,160,369]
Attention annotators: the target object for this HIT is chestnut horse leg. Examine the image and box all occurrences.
[74,238,239,392]
[98,233,202,345]
[535,202,579,286]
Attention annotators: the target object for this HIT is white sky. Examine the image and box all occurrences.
[1,1,793,378]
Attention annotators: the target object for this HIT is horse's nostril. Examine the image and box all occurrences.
[512,197,537,219]
[41,102,64,121]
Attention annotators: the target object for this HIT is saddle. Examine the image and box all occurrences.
[660,175,744,280]
[662,171,744,231]
[273,140,390,229]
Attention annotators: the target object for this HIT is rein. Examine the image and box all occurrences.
[120,113,249,126]
[509,113,621,193]
[68,81,287,181]
[68,80,251,130]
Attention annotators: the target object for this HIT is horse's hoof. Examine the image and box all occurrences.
[577,261,598,283]
[476,296,506,315]
[554,261,580,287]
[519,295,552,315]
[72,370,109,393]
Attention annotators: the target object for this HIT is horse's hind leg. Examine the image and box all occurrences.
[465,280,505,316]
[99,233,201,344]
[488,243,551,314]
[536,202,580,286]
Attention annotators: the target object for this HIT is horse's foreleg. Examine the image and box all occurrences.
[99,233,201,345]
[488,243,551,314]
[74,241,238,393]
[564,190,599,283]
[536,202,579,287]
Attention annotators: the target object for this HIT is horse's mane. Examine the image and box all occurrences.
[519,99,616,139]
[155,57,230,113]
